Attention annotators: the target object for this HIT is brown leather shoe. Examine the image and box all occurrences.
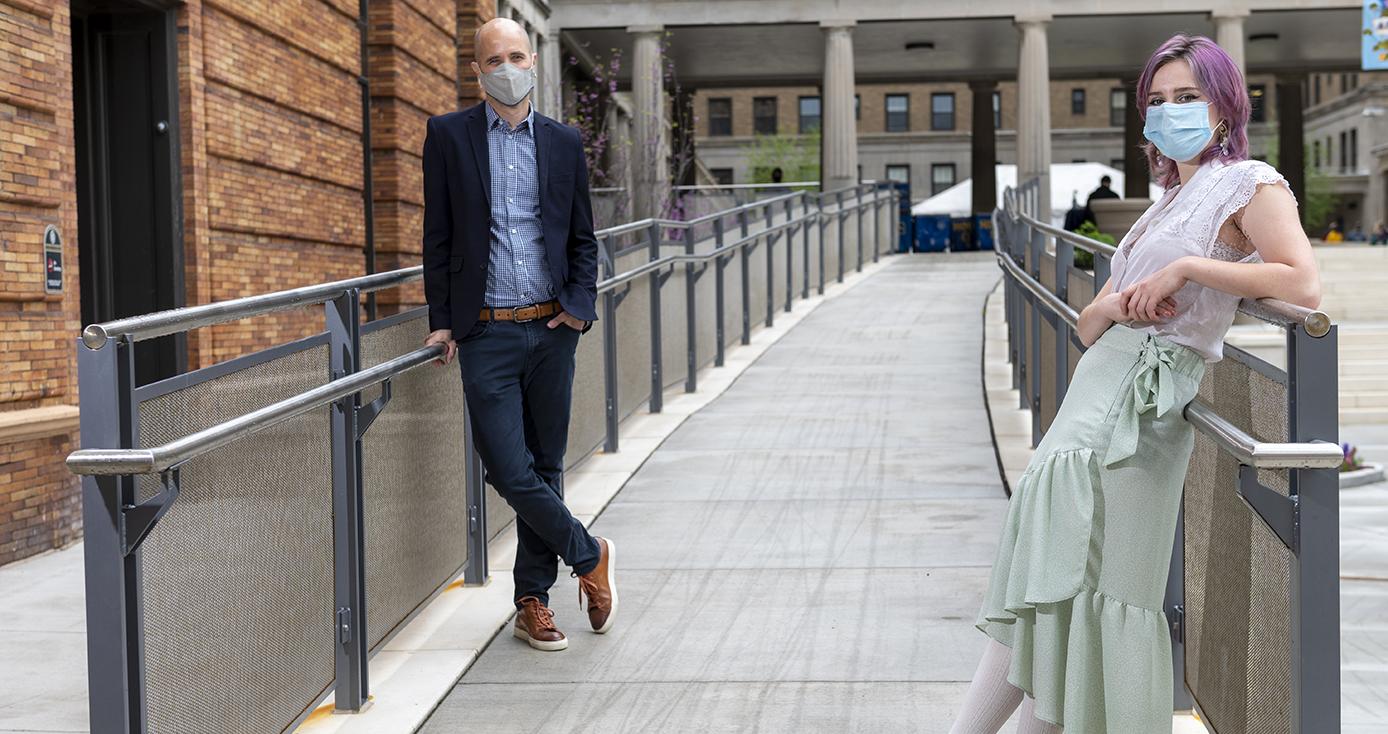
[513,596,567,651]
[574,537,618,633]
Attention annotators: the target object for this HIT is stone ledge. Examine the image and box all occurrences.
[0,406,80,445]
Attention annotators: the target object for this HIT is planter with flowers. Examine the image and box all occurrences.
[1340,443,1385,489]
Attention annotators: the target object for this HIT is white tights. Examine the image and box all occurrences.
[949,638,1063,734]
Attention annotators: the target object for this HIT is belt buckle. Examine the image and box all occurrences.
[512,304,538,323]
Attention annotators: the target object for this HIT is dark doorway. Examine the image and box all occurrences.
[73,1,184,386]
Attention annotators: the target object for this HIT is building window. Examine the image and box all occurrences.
[931,163,956,196]
[886,94,910,132]
[1312,140,1321,168]
[1351,128,1359,169]
[1109,88,1126,127]
[1071,89,1085,115]
[1341,131,1349,170]
[855,94,860,120]
[1314,75,1320,105]
[753,97,778,135]
[993,91,1001,129]
[931,92,954,130]
[798,96,821,134]
[1110,159,1125,172]
[710,168,734,185]
[1248,85,1266,123]
[886,164,910,185]
[708,98,732,137]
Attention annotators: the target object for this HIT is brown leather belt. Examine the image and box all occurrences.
[478,300,560,323]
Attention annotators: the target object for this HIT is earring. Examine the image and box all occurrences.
[1155,152,1165,167]
[1217,122,1230,155]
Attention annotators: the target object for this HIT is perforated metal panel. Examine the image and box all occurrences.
[1183,357,1292,734]
[360,317,469,653]
[137,345,334,734]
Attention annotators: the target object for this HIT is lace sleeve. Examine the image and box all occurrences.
[1199,161,1293,257]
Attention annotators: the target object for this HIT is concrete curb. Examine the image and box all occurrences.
[1341,462,1386,489]
[292,255,900,734]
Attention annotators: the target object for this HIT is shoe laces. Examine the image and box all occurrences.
[572,570,610,613]
[518,596,558,633]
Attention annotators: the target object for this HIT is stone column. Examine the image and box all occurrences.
[1367,155,1387,233]
[1124,79,1148,199]
[970,80,998,215]
[1276,73,1307,223]
[537,31,562,120]
[1015,14,1052,220]
[1211,7,1251,77]
[820,20,858,192]
[629,25,667,220]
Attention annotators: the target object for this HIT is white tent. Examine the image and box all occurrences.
[909,163,1164,225]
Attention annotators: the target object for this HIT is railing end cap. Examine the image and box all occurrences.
[81,325,109,350]
[1304,310,1332,338]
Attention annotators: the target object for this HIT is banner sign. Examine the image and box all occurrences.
[1365,1,1388,70]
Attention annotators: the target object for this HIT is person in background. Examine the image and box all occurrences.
[1372,220,1388,245]
[1086,174,1121,207]
[1347,221,1367,242]
[1324,221,1344,242]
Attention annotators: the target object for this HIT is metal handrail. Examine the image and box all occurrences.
[1185,402,1343,469]
[999,186,1331,338]
[597,210,819,294]
[996,249,1342,470]
[81,267,424,350]
[66,344,445,476]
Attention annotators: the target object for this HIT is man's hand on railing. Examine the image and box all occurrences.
[425,329,456,366]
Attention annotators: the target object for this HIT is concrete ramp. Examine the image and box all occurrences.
[420,254,1009,733]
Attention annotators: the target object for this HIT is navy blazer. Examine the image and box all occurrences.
[421,102,600,336]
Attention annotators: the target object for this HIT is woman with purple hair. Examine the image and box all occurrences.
[950,35,1321,734]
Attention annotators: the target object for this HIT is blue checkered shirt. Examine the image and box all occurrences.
[484,103,554,308]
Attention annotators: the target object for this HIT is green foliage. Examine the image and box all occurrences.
[1260,128,1341,233]
[1071,220,1115,270]
[740,127,820,187]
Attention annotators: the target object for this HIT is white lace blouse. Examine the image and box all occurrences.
[1108,159,1292,362]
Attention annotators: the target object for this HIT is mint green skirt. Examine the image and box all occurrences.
[977,324,1205,733]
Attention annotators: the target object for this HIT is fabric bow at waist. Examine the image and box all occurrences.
[1103,338,1179,467]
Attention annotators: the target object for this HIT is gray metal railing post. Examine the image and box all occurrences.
[462,401,488,585]
[740,209,752,346]
[764,203,775,328]
[685,217,699,393]
[648,222,664,413]
[872,185,882,263]
[856,185,864,272]
[602,234,620,452]
[817,196,827,295]
[714,217,727,367]
[1054,226,1073,409]
[1288,322,1340,733]
[784,198,794,312]
[1028,221,1042,445]
[836,190,846,283]
[326,289,369,713]
[80,335,145,734]
[802,193,812,299]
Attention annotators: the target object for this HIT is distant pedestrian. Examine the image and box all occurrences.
[951,34,1321,734]
[1085,174,1121,207]
[420,17,617,652]
[1324,221,1344,242]
[1347,221,1367,242]
[1372,220,1388,244]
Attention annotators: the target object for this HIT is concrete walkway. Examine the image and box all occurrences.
[419,255,1012,733]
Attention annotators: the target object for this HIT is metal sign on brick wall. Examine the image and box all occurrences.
[44,225,62,294]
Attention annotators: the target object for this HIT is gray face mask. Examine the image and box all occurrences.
[479,61,535,108]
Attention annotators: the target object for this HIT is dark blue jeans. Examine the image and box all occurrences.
[456,318,600,608]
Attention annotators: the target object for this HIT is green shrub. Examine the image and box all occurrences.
[1070,221,1115,270]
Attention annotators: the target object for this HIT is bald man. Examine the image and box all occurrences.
[421,18,615,651]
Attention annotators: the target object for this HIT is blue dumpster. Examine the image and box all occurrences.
[895,182,913,252]
[914,215,951,252]
[950,218,977,251]
[976,214,994,250]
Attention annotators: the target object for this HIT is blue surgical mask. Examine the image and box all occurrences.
[1143,101,1216,162]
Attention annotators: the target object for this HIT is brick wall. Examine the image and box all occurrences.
[0,0,82,562]
[0,0,496,567]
